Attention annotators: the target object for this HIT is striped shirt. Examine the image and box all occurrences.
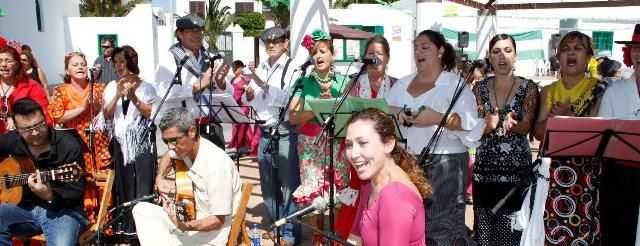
[93,56,119,83]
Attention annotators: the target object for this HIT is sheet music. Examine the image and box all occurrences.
[200,93,260,124]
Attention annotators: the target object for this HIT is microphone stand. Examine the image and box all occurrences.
[313,63,370,242]
[141,62,185,140]
[87,71,100,218]
[289,218,354,246]
[416,65,475,166]
[263,67,307,245]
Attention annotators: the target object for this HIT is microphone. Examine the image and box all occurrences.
[207,52,225,67]
[587,78,610,101]
[294,58,313,72]
[90,64,102,83]
[269,196,327,229]
[469,58,490,70]
[354,57,382,65]
[177,56,189,69]
[120,194,158,208]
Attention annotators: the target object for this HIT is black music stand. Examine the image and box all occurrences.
[200,94,265,169]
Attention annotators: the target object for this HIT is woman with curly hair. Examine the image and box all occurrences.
[345,108,431,246]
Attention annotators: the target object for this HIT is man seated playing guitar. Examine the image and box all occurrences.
[0,98,87,245]
[132,107,241,245]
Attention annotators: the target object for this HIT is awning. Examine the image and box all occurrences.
[281,24,374,40]
[328,24,374,40]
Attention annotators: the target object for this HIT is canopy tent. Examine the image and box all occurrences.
[328,23,374,40]
[443,28,545,61]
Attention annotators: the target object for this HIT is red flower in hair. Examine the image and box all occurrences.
[622,45,632,67]
[302,35,314,53]
[8,40,22,54]
[0,36,6,49]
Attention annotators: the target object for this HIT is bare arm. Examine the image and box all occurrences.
[533,85,550,141]
[37,68,50,100]
[183,214,226,232]
[288,96,315,125]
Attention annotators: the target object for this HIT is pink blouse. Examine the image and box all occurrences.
[351,181,426,246]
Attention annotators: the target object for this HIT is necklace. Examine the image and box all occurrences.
[0,82,14,121]
[312,69,332,84]
[492,76,517,136]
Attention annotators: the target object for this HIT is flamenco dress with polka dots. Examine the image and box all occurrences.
[471,77,539,246]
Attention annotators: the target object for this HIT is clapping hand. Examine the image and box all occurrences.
[549,98,575,117]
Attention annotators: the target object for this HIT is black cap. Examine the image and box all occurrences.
[260,27,287,42]
[176,14,204,30]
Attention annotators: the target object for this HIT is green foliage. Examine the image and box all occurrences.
[79,0,149,17]
[233,12,266,37]
[262,0,289,28]
[332,0,398,9]
[204,0,233,52]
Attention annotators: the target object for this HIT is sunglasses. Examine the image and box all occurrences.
[101,45,113,49]
[162,133,186,146]
[17,120,47,135]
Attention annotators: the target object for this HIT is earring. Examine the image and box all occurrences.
[438,54,443,58]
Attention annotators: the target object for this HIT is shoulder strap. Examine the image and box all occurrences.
[281,58,293,89]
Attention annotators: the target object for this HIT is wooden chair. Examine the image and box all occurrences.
[227,183,254,246]
[26,169,115,245]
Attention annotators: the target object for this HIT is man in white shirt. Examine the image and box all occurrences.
[597,25,640,246]
[153,14,232,152]
[242,26,300,245]
[133,107,241,245]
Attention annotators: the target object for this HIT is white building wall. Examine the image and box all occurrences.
[330,4,416,78]
[0,0,79,86]
[67,4,157,83]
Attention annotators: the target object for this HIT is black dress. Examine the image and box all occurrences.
[471,77,539,246]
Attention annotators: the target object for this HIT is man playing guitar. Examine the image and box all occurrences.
[0,98,87,245]
[132,107,241,245]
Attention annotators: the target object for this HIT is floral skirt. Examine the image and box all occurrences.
[292,133,350,207]
[544,157,602,245]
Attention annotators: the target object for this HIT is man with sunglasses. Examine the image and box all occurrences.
[0,98,87,245]
[92,36,119,83]
[133,107,241,245]
[153,14,232,156]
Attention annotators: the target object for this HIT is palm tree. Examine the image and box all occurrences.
[263,0,290,28]
[79,0,149,17]
[204,0,233,52]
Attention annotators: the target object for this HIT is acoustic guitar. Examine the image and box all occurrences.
[0,155,82,204]
[172,158,196,222]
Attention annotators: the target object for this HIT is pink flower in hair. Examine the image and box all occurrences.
[302,35,314,53]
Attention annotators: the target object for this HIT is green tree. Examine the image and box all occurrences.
[262,0,289,28]
[204,0,233,52]
[233,12,266,37]
[332,0,398,9]
[79,0,149,17]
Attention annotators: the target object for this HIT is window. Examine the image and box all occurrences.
[335,25,384,62]
[235,2,254,13]
[593,31,614,57]
[189,1,206,18]
[97,34,118,56]
[35,0,43,32]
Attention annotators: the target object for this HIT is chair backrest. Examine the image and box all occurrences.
[227,183,254,246]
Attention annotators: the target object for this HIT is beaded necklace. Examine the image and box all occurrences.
[311,69,333,84]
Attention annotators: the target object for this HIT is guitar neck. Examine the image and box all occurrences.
[3,171,56,188]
